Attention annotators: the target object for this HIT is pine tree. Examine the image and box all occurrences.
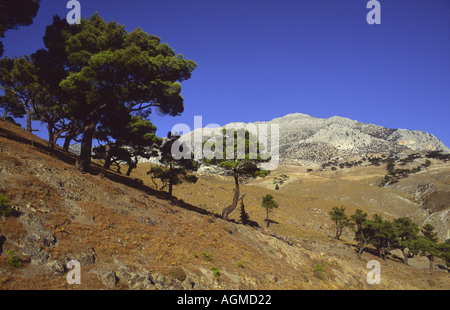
[393,217,419,265]
[328,206,352,240]
[203,128,269,220]
[0,0,40,57]
[53,13,196,173]
[350,209,370,258]
[147,133,198,197]
[368,215,397,261]
[94,115,161,176]
[261,194,278,228]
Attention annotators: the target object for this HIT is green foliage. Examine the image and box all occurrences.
[367,214,397,261]
[210,266,221,278]
[7,250,21,268]
[313,264,327,280]
[426,151,450,162]
[313,264,323,273]
[0,87,25,120]
[147,133,198,196]
[392,217,420,263]
[46,12,196,172]
[0,0,41,57]
[202,251,212,261]
[94,115,161,176]
[261,194,278,227]
[0,194,13,217]
[347,208,442,267]
[438,240,450,270]
[422,224,439,243]
[237,261,244,268]
[203,128,270,220]
[379,155,431,187]
[328,206,352,240]
[0,55,40,133]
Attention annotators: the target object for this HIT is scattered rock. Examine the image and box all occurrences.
[47,260,65,276]
[168,267,186,282]
[98,270,119,289]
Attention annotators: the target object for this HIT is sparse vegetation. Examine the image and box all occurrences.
[261,194,278,228]
[0,194,13,217]
[211,266,221,278]
[202,128,270,220]
[313,264,326,280]
[328,206,352,240]
[202,251,213,261]
[147,133,198,196]
[379,154,433,187]
[7,250,21,268]
[426,150,450,162]
[328,206,450,269]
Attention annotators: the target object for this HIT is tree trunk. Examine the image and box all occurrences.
[168,180,173,197]
[126,156,138,176]
[357,235,368,259]
[334,220,342,240]
[428,255,434,270]
[221,172,240,220]
[380,248,387,261]
[402,248,409,265]
[47,124,55,155]
[103,144,112,169]
[76,120,96,173]
[63,135,72,152]
[26,106,32,133]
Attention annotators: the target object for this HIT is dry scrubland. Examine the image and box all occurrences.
[0,119,449,290]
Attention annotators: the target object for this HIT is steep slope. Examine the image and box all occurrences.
[0,119,449,290]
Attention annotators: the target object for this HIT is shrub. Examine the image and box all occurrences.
[237,261,244,268]
[0,194,13,217]
[202,251,212,261]
[211,266,221,278]
[7,250,21,268]
[313,264,326,280]
[313,264,323,273]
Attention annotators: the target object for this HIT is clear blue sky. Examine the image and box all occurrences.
[2,0,450,147]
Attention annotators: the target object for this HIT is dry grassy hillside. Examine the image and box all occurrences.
[0,119,449,290]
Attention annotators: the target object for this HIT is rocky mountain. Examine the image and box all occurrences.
[182,113,449,167]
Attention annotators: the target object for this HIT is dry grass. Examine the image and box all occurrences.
[0,119,449,290]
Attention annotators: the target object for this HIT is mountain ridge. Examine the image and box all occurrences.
[182,113,449,166]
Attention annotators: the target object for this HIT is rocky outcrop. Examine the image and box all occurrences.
[181,113,449,166]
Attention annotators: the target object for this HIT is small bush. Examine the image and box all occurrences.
[313,264,323,273]
[0,194,13,218]
[7,250,21,268]
[313,264,327,281]
[211,266,220,278]
[237,261,244,268]
[202,251,212,261]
